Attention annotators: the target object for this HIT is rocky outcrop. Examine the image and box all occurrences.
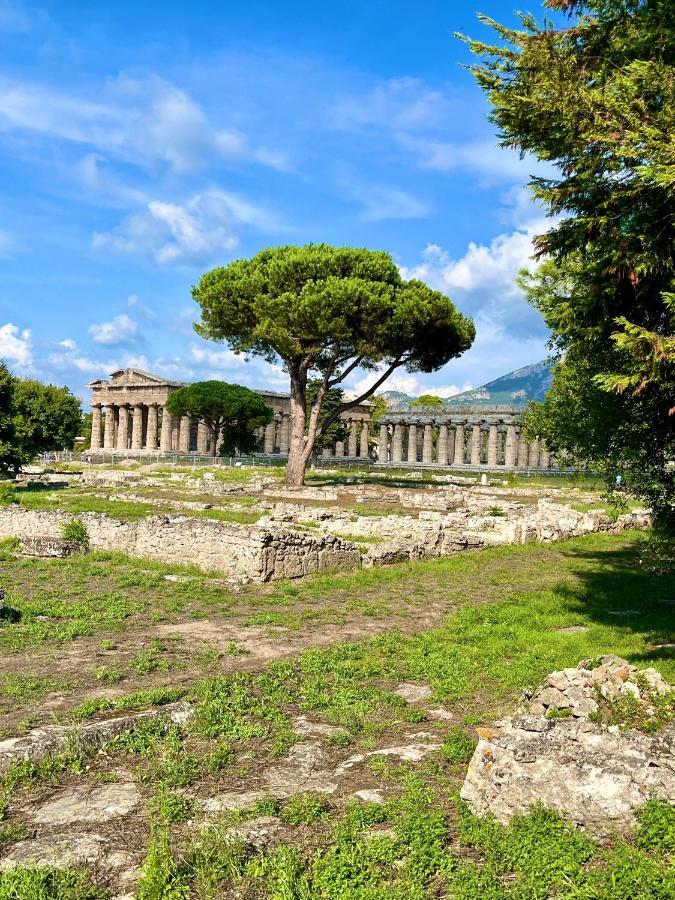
[461,658,674,839]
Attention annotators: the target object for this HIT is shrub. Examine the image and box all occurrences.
[0,483,16,506]
[61,518,89,549]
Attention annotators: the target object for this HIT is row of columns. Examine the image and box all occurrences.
[92,404,214,454]
[260,415,370,459]
[377,421,555,469]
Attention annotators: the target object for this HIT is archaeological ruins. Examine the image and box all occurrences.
[88,368,556,469]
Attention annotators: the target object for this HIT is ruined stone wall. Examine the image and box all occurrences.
[0,508,361,582]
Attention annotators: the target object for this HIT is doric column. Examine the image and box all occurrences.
[454,424,465,465]
[146,404,158,451]
[528,438,540,468]
[470,425,482,465]
[116,405,130,450]
[505,425,517,467]
[335,440,345,457]
[487,424,498,467]
[90,405,103,450]
[179,416,191,453]
[348,419,358,457]
[264,420,275,454]
[422,423,433,464]
[539,445,550,469]
[378,424,389,462]
[171,418,180,452]
[407,423,417,462]
[103,405,116,449]
[197,421,210,455]
[448,427,455,465]
[437,424,449,466]
[359,421,369,457]
[131,404,144,450]
[517,431,529,468]
[279,414,290,454]
[160,410,173,453]
[392,424,403,463]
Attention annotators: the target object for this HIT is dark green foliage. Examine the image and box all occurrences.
[635,798,675,854]
[61,518,89,548]
[411,394,444,407]
[305,378,347,452]
[166,380,272,457]
[466,1,675,531]
[12,378,82,457]
[193,244,474,482]
[0,364,20,477]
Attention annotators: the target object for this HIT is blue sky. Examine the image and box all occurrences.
[0,0,556,403]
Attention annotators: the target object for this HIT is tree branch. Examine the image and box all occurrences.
[318,356,410,438]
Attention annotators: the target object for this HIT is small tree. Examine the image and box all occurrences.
[193,244,474,485]
[411,394,444,407]
[165,381,272,457]
[0,363,19,476]
[12,379,82,459]
[305,379,348,454]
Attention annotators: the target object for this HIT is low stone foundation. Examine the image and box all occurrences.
[0,507,361,583]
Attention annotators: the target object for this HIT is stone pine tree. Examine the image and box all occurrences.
[165,381,272,457]
[465,0,675,532]
[192,244,475,485]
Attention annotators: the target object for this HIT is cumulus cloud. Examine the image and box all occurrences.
[93,188,281,266]
[0,322,32,371]
[88,313,138,345]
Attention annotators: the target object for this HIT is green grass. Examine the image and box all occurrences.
[0,531,672,897]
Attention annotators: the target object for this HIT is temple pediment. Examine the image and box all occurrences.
[109,368,182,387]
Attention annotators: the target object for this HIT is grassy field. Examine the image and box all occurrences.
[0,529,672,897]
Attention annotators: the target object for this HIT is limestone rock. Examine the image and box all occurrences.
[463,659,674,838]
[461,716,674,839]
[30,781,141,825]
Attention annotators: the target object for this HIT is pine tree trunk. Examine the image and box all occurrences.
[286,370,308,486]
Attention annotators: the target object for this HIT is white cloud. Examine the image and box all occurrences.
[58,338,76,350]
[0,322,32,371]
[401,216,548,304]
[332,78,448,131]
[93,188,281,266]
[0,74,285,175]
[190,344,247,369]
[358,185,429,222]
[89,313,138,345]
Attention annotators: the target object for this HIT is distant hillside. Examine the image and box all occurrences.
[378,390,415,409]
[375,360,555,411]
[444,360,554,408]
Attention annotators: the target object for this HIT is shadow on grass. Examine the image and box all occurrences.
[555,537,674,668]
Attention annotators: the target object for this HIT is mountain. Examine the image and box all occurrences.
[377,390,416,409]
[443,360,554,408]
[374,360,555,411]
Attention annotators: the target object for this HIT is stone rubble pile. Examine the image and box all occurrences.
[461,658,674,839]
[525,654,671,719]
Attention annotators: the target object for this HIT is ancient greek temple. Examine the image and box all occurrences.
[87,368,372,457]
[374,405,557,469]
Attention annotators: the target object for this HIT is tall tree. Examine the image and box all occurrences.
[193,244,474,485]
[165,381,272,457]
[466,0,675,530]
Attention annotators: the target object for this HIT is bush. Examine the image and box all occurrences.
[0,483,16,506]
[61,518,89,548]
